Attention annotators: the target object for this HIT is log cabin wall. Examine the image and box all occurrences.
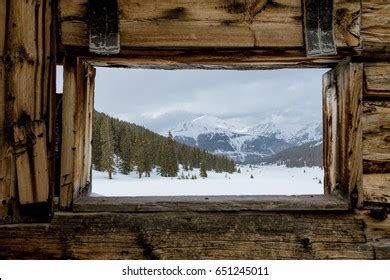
[0,0,389,259]
[0,0,56,223]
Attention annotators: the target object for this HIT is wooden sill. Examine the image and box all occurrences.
[73,195,350,213]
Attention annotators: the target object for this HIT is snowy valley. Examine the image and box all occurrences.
[93,165,324,196]
[91,112,324,197]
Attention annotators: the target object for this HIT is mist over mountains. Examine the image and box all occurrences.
[162,115,323,167]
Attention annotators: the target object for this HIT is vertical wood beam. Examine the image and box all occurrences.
[323,62,363,206]
[60,58,95,210]
[336,62,363,206]
[1,0,55,219]
[323,69,339,194]
[83,65,95,193]
[60,57,78,210]
[0,0,7,219]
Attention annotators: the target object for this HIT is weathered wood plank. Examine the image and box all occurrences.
[1,0,54,212]
[12,122,49,204]
[72,59,86,199]
[31,121,49,203]
[74,195,349,213]
[323,69,339,194]
[46,211,369,260]
[337,62,363,205]
[83,65,95,190]
[363,101,390,173]
[84,49,348,69]
[0,212,374,259]
[357,210,390,241]
[60,57,78,210]
[60,58,94,209]
[363,161,390,174]
[0,224,63,259]
[0,41,6,217]
[356,209,390,259]
[364,63,390,97]
[0,0,6,57]
[363,174,390,204]
[59,0,360,50]
[322,62,363,205]
[6,1,37,123]
[13,125,35,205]
[362,0,390,54]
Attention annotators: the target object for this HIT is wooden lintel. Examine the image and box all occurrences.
[303,0,337,57]
[88,0,120,55]
[73,195,350,213]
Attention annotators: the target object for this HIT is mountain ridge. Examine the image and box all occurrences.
[162,115,322,165]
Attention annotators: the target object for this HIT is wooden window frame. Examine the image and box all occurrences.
[59,54,363,212]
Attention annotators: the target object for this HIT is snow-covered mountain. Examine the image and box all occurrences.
[162,115,322,164]
[247,120,322,145]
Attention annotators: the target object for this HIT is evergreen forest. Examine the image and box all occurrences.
[92,111,236,179]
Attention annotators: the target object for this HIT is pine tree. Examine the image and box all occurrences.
[200,159,208,178]
[100,117,115,179]
[250,174,254,179]
[118,128,133,174]
[160,132,178,177]
[92,111,103,170]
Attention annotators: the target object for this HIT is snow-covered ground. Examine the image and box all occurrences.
[92,165,324,196]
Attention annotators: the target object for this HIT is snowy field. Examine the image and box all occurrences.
[92,165,324,196]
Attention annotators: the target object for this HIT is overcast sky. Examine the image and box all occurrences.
[57,67,328,133]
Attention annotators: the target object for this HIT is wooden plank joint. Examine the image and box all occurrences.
[88,0,120,55]
[13,121,49,205]
[303,0,337,57]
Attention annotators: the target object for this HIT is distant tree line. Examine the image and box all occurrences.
[92,111,236,179]
[265,141,323,168]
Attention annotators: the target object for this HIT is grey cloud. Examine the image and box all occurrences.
[57,67,328,132]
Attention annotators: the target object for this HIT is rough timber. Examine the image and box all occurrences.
[0,0,389,259]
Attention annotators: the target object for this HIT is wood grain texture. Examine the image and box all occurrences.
[82,49,349,69]
[322,62,363,205]
[60,58,94,210]
[363,101,390,170]
[60,57,78,210]
[362,0,390,54]
[72,59,86,200]
[0,0,6,57]
[356,210,390,259]
[73,195,349,213]
[364,63,390,98]
[0,54,6,217]
[337,63,363,205]
[58,0,360,50]
[0,212,374,259]
[323,69,339,194]
[13,125,34,205]
[83,66,95,190]
[363,174,390,204]
[31,121,50,203]
[13,122,50,204]
[1,0,54,212]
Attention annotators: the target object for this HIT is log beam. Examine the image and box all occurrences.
[0,212,374,259]
[58,0,360,52]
